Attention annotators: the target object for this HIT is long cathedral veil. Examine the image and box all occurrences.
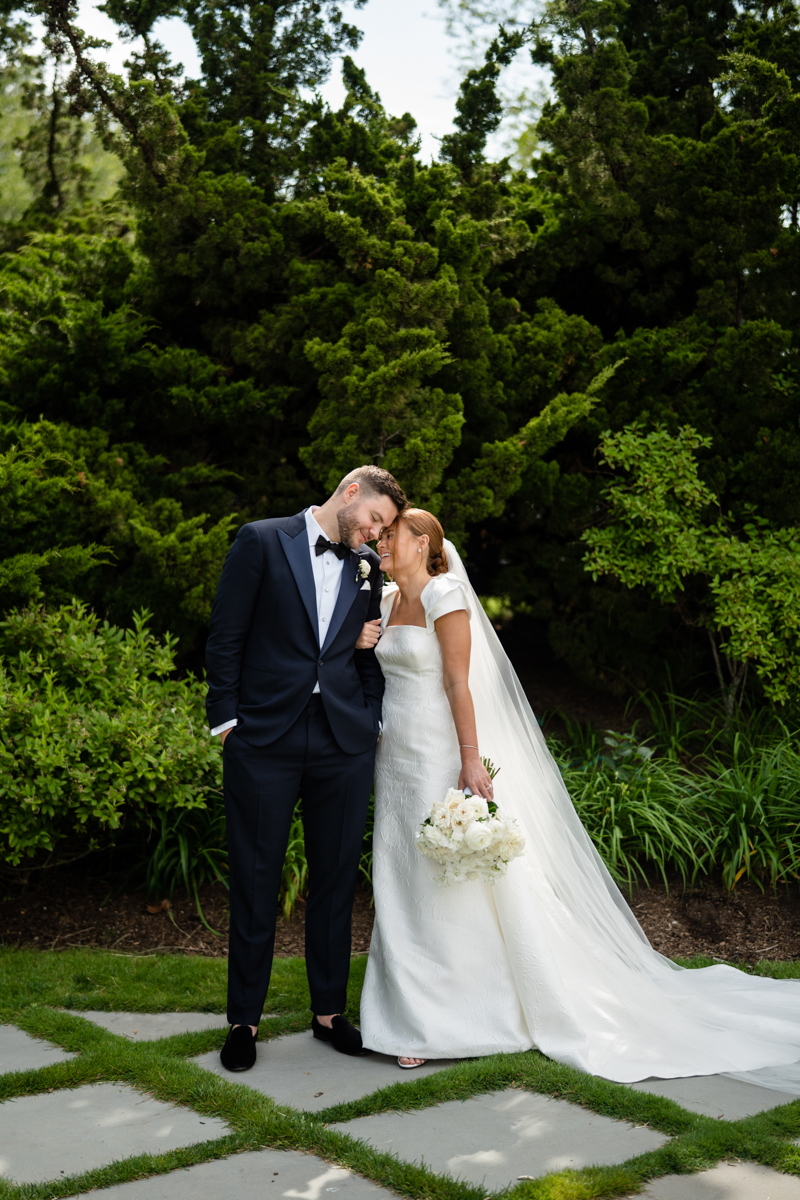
[442,539,800,1092]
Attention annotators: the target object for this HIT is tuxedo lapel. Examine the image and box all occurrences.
[277,521,318,644]
[322,549,361,653]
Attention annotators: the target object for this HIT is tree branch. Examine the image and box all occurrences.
[44,0,167,188]
[46,59,65,211]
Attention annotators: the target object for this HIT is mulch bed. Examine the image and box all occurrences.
[494,656,800,960]
[631,876,800,963]
[2,868,799,964]
[0,870,375,959]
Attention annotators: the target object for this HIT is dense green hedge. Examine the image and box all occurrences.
[0,604,220,871]
[556,710,800,893]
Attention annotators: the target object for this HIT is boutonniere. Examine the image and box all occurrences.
[356,558,371,583]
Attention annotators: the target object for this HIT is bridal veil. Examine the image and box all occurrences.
[443,538,800,1092]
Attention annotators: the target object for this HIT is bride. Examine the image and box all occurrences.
[356,507,800,1084]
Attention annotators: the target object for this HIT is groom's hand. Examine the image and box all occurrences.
[220,728,232,746]
[355,619,382,649]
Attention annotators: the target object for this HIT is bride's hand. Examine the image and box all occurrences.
[356,619,382,649]
[458,757,494,801]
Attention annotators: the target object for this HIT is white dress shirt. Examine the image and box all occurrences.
[306,505,346,690]
[211,507,346,735]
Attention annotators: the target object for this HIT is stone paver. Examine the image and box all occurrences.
[76,1012,227,1041]
[64,1148,394,1199]
[329,1087,668,1191]
[194,1030,457,1112]
[630,1074,795,1120]
[0,1024,75,1074]
[635,1161,800,1199]
[0,1082,230,1184]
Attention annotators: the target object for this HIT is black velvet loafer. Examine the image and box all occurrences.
[311,1014,370,1056]
[220,1024,257,1072]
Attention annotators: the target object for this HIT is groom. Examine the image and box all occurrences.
[205,466,407,1071]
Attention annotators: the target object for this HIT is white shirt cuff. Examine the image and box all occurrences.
[211,718,238,737]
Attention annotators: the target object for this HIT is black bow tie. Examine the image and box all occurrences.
[315,535,349,561]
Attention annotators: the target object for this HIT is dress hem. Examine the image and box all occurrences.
[361,1039,534,1059]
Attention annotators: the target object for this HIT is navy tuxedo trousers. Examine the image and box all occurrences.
[223,695,376,1025]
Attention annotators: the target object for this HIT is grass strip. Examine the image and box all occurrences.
[503,1125,800,1200]
[0,1139,245,1200]
[318,1051,707,1138]
[507,1163,646,1199]
[316,1054,523,1123]
[739,1098,800,1141]
[0,947,313,1015]
[674,954,800,978]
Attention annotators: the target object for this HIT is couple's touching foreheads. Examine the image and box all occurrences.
[205,466,800,1086]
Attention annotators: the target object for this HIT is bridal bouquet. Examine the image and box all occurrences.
[416,779,525,886]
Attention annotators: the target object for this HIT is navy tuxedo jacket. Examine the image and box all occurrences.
[204,512,384,755]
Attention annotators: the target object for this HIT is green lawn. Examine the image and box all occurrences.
[0,949,799,1200]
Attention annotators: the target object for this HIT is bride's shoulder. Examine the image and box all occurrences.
[420,572,471,631]
[421,571,463,600]
[380,580,399,618]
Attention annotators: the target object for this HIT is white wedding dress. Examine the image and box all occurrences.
[360,546,800,1091]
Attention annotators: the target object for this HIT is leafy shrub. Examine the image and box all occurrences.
[0,419,236,653]
[0,603,221,873]
[701,736,800,890]
[281,811,309,922]
[563,761,715,891]
[126,790,370,925]
[550,695,800,893]
[130,801,229,931]
[583,425,800,711]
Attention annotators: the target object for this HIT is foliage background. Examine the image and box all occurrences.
[1,0,800,887]
[0,3,782,665]
[2,0,798,690]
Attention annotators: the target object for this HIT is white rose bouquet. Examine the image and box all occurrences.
[415,763,525,885]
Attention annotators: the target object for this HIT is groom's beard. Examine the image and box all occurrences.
[337,503,365,549]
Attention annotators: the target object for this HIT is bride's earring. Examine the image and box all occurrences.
[417,548,422,553]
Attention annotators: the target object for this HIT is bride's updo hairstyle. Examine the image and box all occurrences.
[400,509,449,577]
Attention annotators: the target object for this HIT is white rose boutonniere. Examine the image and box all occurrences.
[357,558,371,583]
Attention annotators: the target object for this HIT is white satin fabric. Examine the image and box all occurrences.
[360,550,800,1090]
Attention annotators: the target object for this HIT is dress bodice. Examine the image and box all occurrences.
[375,575,470,706]
[375,625,443,699]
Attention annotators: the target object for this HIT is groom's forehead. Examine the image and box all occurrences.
[360,492,397,518]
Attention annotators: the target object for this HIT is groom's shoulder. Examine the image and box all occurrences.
[237,511,306,542]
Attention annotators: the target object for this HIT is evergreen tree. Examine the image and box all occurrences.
[479,0,800,690]
[0,0,608,668]
[4,0,796,697]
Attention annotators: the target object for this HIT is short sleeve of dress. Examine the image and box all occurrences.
[420,573,471,634]
[380,581,399,629]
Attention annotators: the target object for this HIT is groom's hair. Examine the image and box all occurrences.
[335,466,408,513]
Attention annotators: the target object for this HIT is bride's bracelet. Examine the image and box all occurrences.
[460,744,479,752]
